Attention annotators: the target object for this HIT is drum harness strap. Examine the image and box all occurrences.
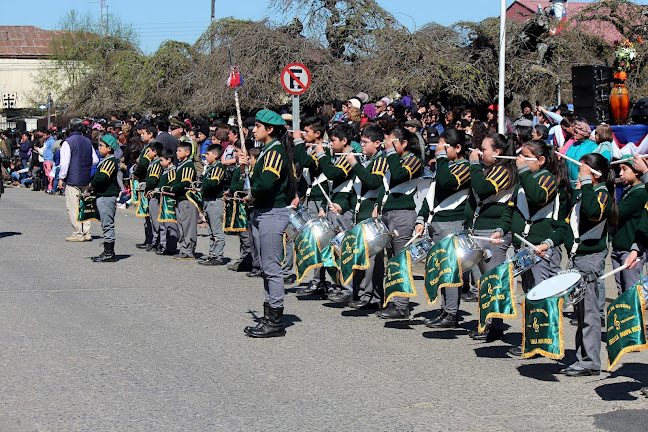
[303,141,329,204]
[567,198,607,260]
[424,182,470,225]
[469,187,513,234]
[379,170,420,216]
[352,155,381,224]
[516,187,559,237]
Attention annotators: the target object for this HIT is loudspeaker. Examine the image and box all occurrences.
[632,97,648,124]
[572,65,612,124]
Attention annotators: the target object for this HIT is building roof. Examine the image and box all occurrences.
[506,1,625,45]
[0,26,65,59]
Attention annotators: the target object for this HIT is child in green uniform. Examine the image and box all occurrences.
[611,155,648,294]
[156,149,178,255]
[243,110,295,338]
[134,125,157,249]
[538,153,616,377]
[171,141,197,260]
[144,142,164,252]
[198,144,226,266]
[87,135,120,262]
[415,128,471,328]
[376,127,423,319]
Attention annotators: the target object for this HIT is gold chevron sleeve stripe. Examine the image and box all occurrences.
[99,160,116,177]
[371,157,387,175]
[262,151,283,177]
[181,167,194,183]
[210,166,224,181]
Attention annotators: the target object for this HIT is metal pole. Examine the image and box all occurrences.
[292,95,300,133]
[498,0,506,134]
[47,92,51,129]
[210,0,216,54]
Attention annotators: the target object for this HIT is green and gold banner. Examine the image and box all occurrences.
[321,244,341,285]
[187,189,203,214]
[131,179,140,203]
[158,195,177,223]
[224,199,247,232]
[136,195,149,217]
[424,236,463,306]
[606,284,648,371]
[77,195,100,222]
[478,262,517,333]
[383,250,416,306]
[294,227,323,283]
[522,297,564,360]
[340,223,370,285]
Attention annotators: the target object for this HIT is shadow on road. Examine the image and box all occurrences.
[473,345,511,359]
[595,381,644,401]
[284,313,302,328]
[422,329,466,339]
[0,231,21,238]
[516,363,561,382]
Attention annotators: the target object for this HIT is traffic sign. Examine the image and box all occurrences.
[281,63,311,95]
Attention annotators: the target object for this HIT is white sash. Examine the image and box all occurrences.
[332,179,354,194]
[568,200,607,256]
[516,187,556,236]
[426,188,470,224]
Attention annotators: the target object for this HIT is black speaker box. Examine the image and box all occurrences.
[572,65,613,88]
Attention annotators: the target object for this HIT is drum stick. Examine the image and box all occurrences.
[335,153,363,156]
[493,155,538,161]
[470,235,498,242]
[514,233,541,252]
[556,153,602,177]
[598,259,641,280]
[610,155,648,165]
[403,232,421,249]
[316,181,335,208]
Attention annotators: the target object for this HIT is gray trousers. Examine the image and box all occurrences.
[250,223,261,271]
[149,197,160,247]
[596,249,609,320]
[471,230,513,331]
[238,228,252,264]
[354,250,385,305]
[96,196,117,243]
[383,209,417,308]
[571,251,606,371]
[307,199,326,285]
[204,199,225,259]
[251,208,291,308]
[611,250,647,297]
[520,247,555,293]
[327,210,354,294]
[431,220,465,314]
[283,241,294,277]
[176,200,198,255]
[159,214,178,252]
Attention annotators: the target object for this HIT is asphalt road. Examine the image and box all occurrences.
[1,186,647,431]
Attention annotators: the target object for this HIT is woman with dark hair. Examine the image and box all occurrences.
[465,133,518,341]
[242,110,296,338]
[376,127,423,319]
[537,152,616,377]
[414,128,472,327]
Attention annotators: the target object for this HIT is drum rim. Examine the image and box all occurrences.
[527,272,582,300]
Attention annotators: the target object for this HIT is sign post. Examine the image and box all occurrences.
[281,63,311,132]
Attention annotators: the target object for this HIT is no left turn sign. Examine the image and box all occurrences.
[281,63,311,95]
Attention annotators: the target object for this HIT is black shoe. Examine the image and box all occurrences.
[570,318,578,326]
[246,269,263,277]
[462,292,479,302]
[328,293,352,303]
[173,253,195,260]
[228,259,253,272]
[348,299,379,309]
[429,313,458,328]
[284,274,296,284]
[155,246,164,254]
[508,346,523,357]
[565,368,601,377]
[641,386,648,396]
[375,303,410,319]
[198,257,224,266]
[424,310,448,327]
[471,326,504,342]
[156,249,175,256]
[135,243,149,249]
[92,242,116,262]
[244,306,286,338]
[145,244,156,252]
[296,281,326,295]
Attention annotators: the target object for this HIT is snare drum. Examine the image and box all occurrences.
[301,217,339,246]
[527,270,586,309]
[404,236,435,264]
[360,217,396,256]
[509,248,542,277]
[454,231,488,270]
[330,229,348,254]
[286,204,312,241]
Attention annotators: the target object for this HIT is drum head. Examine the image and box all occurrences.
[527,272,582,301]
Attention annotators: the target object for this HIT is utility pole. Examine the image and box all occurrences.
[101,0,108,36]
[210,0,216,54]
[47,93,52,129]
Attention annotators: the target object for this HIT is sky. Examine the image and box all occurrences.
[4,0,648,54]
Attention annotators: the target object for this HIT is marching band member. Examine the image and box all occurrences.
[156,149,178,255]
[537,153,616,376]
[414,128,471,328]
[466,133,517,341]
[198,144,227,266]
[242,110,295,338]
[133,125,157,250]
[293,117,331,295]
[143,142,164,253]
[171,141,198,260]
[313,123,356,302]
[610,155,648,294]
[345,124,389,309]
[375,127,423,319]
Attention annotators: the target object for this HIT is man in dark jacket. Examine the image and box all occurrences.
[58,118,99,242]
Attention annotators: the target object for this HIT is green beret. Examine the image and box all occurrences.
[255,109,287,126]
[618,154,634,166]
[101,134,118,151]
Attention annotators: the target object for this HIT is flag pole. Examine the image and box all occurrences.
[498,0,507,134]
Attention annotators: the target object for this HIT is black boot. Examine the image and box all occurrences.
[430,313,458,328]
[244,305,286,338]
[92,242,116,262]
[424,310,447,327]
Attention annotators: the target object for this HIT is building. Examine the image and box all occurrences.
[0,26,66,129]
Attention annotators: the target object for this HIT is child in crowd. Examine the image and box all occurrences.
[171,141,197,260]
[157,149,178,255]
[199,144,226,265]
[144,142,164,251]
